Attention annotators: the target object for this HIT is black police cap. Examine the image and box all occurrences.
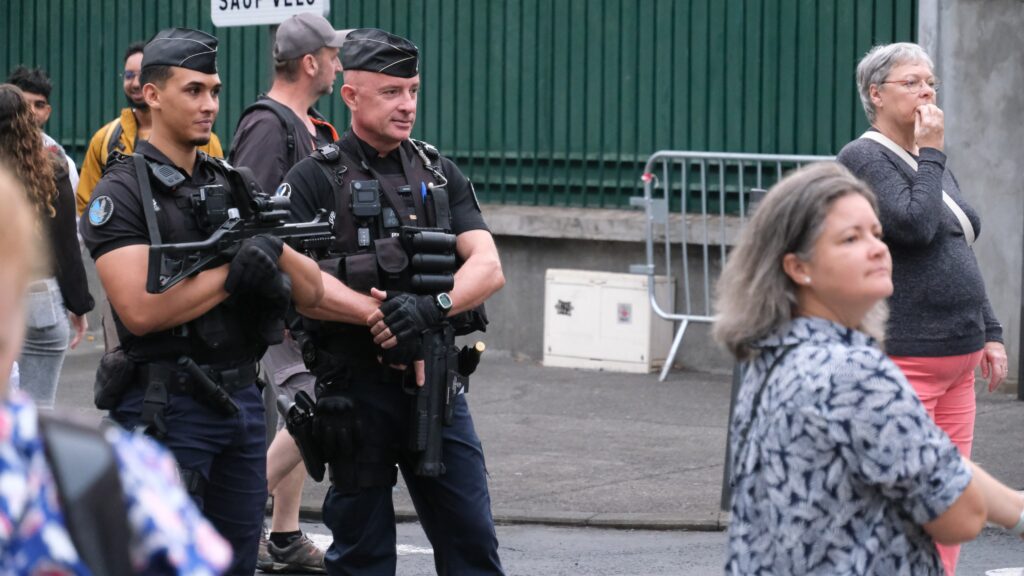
[341,28,419,78]
[142,28,219,74]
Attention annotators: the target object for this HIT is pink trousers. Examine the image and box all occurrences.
[890,350,984,576]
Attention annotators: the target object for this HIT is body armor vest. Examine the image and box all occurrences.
[113,152,265,366]
[305,135,456,359]
[311,136,451,287]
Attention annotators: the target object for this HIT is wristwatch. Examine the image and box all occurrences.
[435,292,453,315]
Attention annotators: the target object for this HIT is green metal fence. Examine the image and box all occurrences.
[1,0,917,208]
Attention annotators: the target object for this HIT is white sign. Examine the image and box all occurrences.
[211,0,329,28]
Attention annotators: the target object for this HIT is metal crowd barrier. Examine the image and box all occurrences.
[629,150,834,381]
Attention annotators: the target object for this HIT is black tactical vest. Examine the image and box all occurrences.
[113,153,266,366]
[305,134,453,357]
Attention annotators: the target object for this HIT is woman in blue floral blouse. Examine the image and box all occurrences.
[0,165,232,575]
[713,162,1024,575]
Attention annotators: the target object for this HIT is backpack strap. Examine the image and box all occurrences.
[237,96,303,167]
[39,414,134,576]
[100,119,126,167]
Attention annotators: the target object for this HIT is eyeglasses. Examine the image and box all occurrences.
[880,77,940,95]
[122,70,140,81]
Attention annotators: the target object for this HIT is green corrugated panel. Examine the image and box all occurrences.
[3,0,916,208]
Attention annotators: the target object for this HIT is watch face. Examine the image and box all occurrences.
[437,293,453,310]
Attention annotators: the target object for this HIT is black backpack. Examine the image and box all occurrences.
[233,95,330,168]
[39,414,133,576]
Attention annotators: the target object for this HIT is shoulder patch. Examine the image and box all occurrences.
[88,196,115,226]
[275,183,292,198]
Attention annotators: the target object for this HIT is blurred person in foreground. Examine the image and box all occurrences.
[0,164,232,574]
[0,84,93,408]
[837,42,1007,574]
[713,161,1024,575]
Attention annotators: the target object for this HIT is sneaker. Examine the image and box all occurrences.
[262,533,327,574]
[256,526,275,572]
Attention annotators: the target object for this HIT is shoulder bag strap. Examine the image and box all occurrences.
[39,414,134,576]
[859,130,975,246]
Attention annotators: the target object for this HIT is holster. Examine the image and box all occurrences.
[139,363,171,440]
[278,391,326,482]
[93,347,137,410]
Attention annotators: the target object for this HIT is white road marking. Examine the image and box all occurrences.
[308,532,434,556]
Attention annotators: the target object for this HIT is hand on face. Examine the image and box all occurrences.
[914,103,944,151]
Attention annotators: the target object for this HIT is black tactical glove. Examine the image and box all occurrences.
[253,273,291,346]
[313,395,358,461]
[219,233,283,262]
[381,338,422,367]
[223,235,284,295]
[379,292,445,344]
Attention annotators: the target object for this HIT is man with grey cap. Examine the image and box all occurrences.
[283,28,506,575]
[230,12,345,574]
[80,27,325,576]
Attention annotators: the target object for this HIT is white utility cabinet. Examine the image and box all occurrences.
[543,269,674,373]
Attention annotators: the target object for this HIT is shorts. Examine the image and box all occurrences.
[274,371,317,431]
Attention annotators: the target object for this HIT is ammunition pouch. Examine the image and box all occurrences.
[450,304,489,336]
[93,347,137,410]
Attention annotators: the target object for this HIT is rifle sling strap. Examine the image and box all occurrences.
[133,153,163,245]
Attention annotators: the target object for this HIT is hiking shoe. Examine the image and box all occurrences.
[256,527,275,572]
[262,533,327,574]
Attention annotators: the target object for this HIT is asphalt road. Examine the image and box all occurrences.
[279,521,1024,576]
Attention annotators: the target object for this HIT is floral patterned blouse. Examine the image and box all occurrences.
[727,317,972,575]
[0,390,232,575]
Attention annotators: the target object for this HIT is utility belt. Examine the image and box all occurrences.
[137,360,259,396]
[136,357,257,439]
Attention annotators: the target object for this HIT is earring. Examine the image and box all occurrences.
[804,276,812,285]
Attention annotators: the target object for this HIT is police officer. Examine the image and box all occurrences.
[79,28,324,576]
[285,28,506,576]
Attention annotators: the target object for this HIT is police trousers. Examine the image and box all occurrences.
[321,371,504,576]
[111,380,268,576]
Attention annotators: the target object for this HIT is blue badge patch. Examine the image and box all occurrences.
[275,183,292,198]
[88,196,114,226]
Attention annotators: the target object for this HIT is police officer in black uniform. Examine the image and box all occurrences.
[284,28,506,576]
[79,28,324,576]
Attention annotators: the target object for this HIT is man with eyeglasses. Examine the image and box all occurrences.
[77,42,225,216]
[5,65,79,192]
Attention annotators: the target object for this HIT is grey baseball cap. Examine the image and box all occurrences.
[273,13,349,61]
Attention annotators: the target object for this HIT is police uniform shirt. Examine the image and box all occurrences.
[284,132,487,235]
[79,141,225,261]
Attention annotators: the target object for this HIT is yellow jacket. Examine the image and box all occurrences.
[76,108,224,215]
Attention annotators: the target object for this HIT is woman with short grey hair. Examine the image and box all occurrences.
[715,161,1024,576]
[838,43,1005,574]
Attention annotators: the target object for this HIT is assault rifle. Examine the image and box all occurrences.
[140,183,329,291]
[400,227,486,477]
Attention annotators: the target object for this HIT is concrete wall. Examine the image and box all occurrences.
[483,205,734,374]
[920,0,1024,385]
